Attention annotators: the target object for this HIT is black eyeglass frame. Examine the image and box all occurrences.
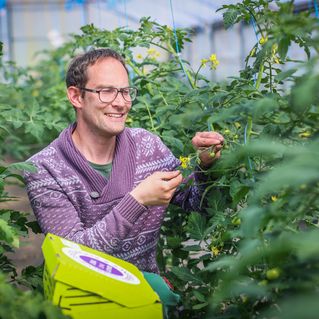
[79,87,138,103]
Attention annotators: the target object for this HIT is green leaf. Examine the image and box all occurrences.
[278,37,290,60]
[166,236,182,248]
[193,290,207,303]
[192,302,209,309]
[8,162,37,173]
[26,221,42,234]
[0,219,19,248]
[206,256,235,272]
[230,180,250,206]
[161,135,184,153]
[171,266,203,284]
[291,74,318,114]
[181,245,202,251]
[223,9,240,29]
[275,68,297,82]
[186,212,207,241]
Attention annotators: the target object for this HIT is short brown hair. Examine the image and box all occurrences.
[65,48,128,89]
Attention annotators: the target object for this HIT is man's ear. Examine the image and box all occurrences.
[67,86,83,110]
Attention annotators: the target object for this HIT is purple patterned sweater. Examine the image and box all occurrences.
[24,123,205,273]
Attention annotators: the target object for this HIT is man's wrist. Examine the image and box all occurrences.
[130,189,145,206]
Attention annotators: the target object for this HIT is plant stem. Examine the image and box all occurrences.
[166,42,196,89]
[126,59,143,77]
[144,100,157,133]
[246,116,253,140]
[194,64,203,87]
[255,63,264,90]
[268,61,273,92]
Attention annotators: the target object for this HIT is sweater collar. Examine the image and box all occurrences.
[55,123,136,203]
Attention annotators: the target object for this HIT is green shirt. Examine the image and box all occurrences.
[89,161,112,178]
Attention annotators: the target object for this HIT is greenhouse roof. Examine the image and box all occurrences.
[5,0,311,30]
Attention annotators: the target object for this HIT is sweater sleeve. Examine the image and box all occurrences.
[23,164,147,254]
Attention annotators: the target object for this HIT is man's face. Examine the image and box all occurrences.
[77,57,131,138]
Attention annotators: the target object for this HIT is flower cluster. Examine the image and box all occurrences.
[299,131,312,138]
[147,48,160,59]
[201,53,220,70]
[211,246,220,256]
[179,156,191,169]
[136,48,161,61]
[271,43,280,64]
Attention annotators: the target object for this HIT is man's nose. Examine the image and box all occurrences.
[112,91,125,104]
[112,91,130,108]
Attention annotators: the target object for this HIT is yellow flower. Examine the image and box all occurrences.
[249,47,256,57]
[299,131,311,138]
[259,36,268,45]
[271,44,280,64]
[224,129,231,135]
[136,53,143,60]
[273,56,280,64]
[147,47,161,60]
[179,156,191,169]
[209,53,218,62]
[32,90,39,97]
[211,246,220,256]
[147,48,156,55]
[234,122,241,129]
[271,195,278,202]
[209,54,219,70]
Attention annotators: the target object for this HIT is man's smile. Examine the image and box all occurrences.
[105,113,125,118]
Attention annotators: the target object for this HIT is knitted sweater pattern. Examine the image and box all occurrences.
[24,124,204,273]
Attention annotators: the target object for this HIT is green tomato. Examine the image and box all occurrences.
[231,217,241,225]
[258,279,268,286]
[266,268,281,280]
[209,151,215,158]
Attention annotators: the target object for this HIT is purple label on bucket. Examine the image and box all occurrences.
[79,255,123,277]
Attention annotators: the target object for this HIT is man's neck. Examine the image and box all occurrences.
[71,125,116,165]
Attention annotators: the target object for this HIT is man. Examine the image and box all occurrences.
[24,48,224,313]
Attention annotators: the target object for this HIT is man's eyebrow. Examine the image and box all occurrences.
[94,85,115,89]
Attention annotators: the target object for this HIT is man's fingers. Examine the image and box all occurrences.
[195,131,222,138]
[165,173,183,189]
[196,138,223,147]
[194,131,224,141]
[156,170,180,180]
[192,132,224,148]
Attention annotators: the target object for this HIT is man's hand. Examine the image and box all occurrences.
[130,171,183,206]
[192,132,224,168]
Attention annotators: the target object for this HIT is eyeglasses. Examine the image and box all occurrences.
[80,87,138,103]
